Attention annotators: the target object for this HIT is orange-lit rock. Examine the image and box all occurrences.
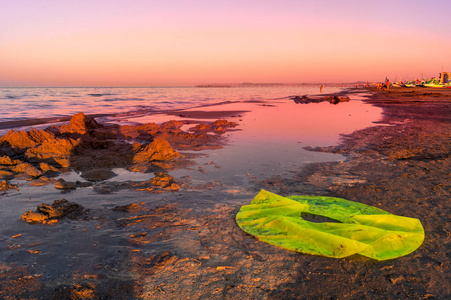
[54,178,77,190]
[22,199,85,224]
[25,137,77,161]
[0,180,18,191]
[133,139,179,163]
[0,170,14,180]
[0,129,55,150]
[12,163,42,178]
[0,156,21,165]
[59,112,100,134]
[40,162,59,173]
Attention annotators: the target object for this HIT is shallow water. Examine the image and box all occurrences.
[170,97,382,185]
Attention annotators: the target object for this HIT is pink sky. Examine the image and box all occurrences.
[1,0,450,87]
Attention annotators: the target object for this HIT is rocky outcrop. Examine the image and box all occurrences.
[0,112,237,191]
[22,199,85,224]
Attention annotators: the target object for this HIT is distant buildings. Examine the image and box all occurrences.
[440,72,450,84]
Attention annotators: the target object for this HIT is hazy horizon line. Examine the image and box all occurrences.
[0,81,370,89]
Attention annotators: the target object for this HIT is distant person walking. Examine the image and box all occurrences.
[320,85,323,93]
[386,79,390,90]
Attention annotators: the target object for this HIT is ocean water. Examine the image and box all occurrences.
[0,86,340,127]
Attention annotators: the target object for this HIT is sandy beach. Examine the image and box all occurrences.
[1,87,450,299]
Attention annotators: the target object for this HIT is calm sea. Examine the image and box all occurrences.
[0,86,341,127]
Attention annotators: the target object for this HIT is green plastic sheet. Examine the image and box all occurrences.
[236,190,424,260]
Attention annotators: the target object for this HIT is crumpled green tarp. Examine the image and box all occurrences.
[236,190,424,260]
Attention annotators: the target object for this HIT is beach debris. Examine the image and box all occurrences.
[236,189,424,260]
[22,198,85,225]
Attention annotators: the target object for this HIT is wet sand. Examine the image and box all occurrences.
[1,87,450,299]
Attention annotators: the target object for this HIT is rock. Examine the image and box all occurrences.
[39,162,59,176]
[170,183,180,191]
[22,199,84,224]
[112,203,144,212]
[211,119,237,128]
[12,163,42,178]
[80,168,117,182]
[161,120,184,130]
[22,211,49,224]
[322,96,351,104]
[0,170,14,180]
[0,129,56,150]
[0,156,21,166]
[133,139,179,164]
[291,95,351,105]
[152,172,179,190]
[59,112,100,134]
[0,180,18,192]
[190,120,237,134]
[25,137,77,162]
[30,176,53,187]
[190,123,209,132]
[293,95,312,103]
[54,178,77,190]
[152,172,173,188]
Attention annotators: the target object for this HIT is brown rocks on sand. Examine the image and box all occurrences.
[0,112,237,190]
[80,169,117,182]
[324,96,350,105]
[22,199,84,224]
[291,95,351,104]
[190,119,237,134]
[54,178,77,190]
[152,172,180,190]
[0,180,18,192]
[132,172,180,192]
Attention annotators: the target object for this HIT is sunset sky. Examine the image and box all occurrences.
[1,0,450,87]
